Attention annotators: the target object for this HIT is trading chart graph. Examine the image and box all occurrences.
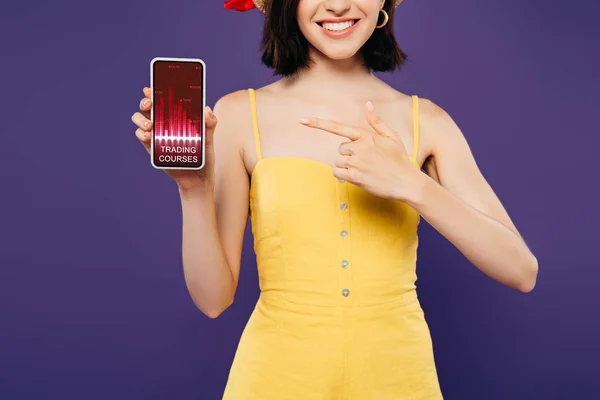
[152,60,203,168]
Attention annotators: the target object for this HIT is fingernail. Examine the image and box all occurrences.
[366,101,374,112]
[143,131,148,138]
[299,117,310,124]
[144,100,150,108]
[144,121,151,128]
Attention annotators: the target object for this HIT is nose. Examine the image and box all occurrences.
[322,0,352,14]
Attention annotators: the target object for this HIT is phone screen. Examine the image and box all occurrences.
[151,58,205,169]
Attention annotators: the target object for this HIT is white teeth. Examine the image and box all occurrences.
[321,20,355,32]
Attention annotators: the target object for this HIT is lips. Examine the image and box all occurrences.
[316,19,360,40]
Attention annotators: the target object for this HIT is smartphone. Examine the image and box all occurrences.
[150,57,206,170]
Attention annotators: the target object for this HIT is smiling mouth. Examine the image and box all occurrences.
[317,20,359,32]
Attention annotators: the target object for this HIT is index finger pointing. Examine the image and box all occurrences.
[300,117,362,141]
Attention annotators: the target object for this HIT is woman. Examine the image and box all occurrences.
[131,0,538,398]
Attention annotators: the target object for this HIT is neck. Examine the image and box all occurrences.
[282,46,378,96]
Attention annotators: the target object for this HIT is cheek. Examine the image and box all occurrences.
[296,0,317,27]
[358,0,381,14]
[358,0,381,27]
[297,21,317,47]
[296,7,317,40]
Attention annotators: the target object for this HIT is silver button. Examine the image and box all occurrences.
[340,230,348,238]
[341,260,349,269]
[340,202,348,210]
[338,178,345,183]
[342,288,350,297]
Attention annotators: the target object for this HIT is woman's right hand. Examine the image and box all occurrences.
[131,87,218,194]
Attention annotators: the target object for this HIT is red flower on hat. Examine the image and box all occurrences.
[223,0,256,11]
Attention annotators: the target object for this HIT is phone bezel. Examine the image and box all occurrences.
[149,57,206,170]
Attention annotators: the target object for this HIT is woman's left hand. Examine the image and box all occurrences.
[300,101,426,202]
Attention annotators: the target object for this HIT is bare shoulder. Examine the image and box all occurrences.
[414,97,468,179]
[417,97,454,127]
[215,82,283,114]
[212,88,267,175]
[213,89,252,122]
[373,80,411,104]
[252,80,288,102]
[211,89,253,157]
[417,97,465,150]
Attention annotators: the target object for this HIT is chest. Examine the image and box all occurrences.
[242,97,417,173]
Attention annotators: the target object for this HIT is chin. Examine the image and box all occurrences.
[312,42,362,61]
[323,49,361,60]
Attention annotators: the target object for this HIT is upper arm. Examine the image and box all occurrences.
[420,99,522,238]
[212,90,251,288]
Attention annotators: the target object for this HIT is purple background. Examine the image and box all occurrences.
[1,0,599,399]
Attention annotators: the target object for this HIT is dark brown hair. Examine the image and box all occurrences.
[260,0,407,76]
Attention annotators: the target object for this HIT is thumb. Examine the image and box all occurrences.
[204,105,217,142]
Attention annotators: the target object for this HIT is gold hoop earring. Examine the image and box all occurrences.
[375,9,389,29]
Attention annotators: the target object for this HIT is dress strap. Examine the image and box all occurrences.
[411,95,420,166]
[248,88,263,160]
